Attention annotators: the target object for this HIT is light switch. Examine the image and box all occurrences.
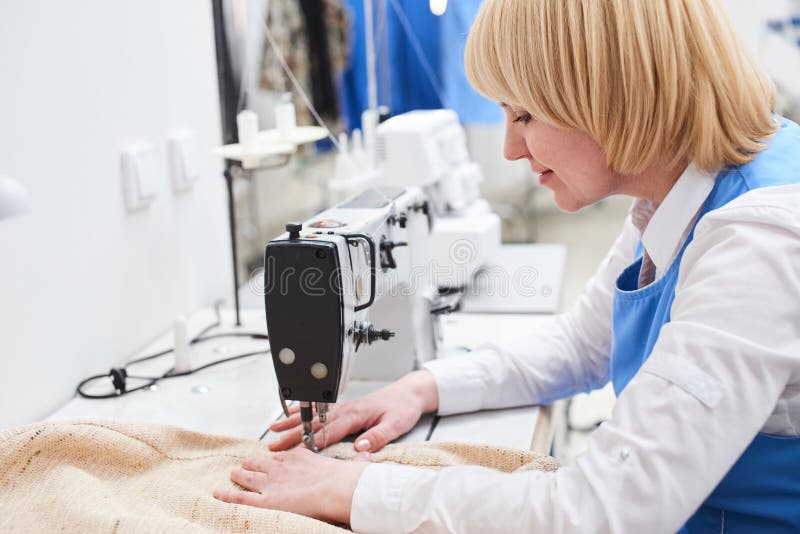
[167,129,200,193]
[120,142,157,212]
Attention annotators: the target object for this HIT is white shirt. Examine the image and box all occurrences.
[350,165,800,534]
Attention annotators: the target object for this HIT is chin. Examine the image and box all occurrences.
[552,193,585,213]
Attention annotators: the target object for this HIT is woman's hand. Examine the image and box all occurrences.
[268,369,439,452]
[213,447,370,525]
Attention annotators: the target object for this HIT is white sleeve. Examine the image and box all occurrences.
[422,214,640,415]
[351,199,800,533]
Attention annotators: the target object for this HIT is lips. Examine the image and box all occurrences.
[538,170,554,185]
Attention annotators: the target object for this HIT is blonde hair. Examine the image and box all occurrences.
[465,0,777,175]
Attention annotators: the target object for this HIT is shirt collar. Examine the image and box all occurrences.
[633,162,717,275]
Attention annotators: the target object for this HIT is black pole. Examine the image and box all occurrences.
[211,0,243,325]
[224,168,242,326]
[210,0,240,145]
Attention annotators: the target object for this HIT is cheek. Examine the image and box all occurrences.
[524,126,583,172]
[524,130,559,166]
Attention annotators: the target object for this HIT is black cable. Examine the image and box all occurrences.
[126,332,270,368]
[127,349,270,382]
[77,344,270,399]
[193,315,224,341]
[76,372,159,399]
[76,315,270,399]
[127,308,223,366]
[125,347,174,367]
[165,349,268,379]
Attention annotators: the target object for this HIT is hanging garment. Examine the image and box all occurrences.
[298,0,349,129]
[340,0,441,130]
[385,0,443,114]
[610,117,800,532]
[260,0,311,123]
[260,0,350,128]
[439,0,503,124]
[340,0,369,131]
[340,1,502,130]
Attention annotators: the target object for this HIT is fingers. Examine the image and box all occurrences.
[312,415,358,450]
[269,433,302,451]
[268,419,324,451]
[270,412,302,432]
[354,419,401,452]
[269,404,302,431]
[268,431,302,451]
[230,467,269,493]
[242,457,270,472]
[270,401,337,432]
[213,488,263,507]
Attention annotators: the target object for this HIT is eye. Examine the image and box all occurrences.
[512,112,533,125]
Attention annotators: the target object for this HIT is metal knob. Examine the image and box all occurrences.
[286,222,302,239]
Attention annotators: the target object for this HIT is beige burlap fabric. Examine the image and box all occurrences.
[0,419,558,533]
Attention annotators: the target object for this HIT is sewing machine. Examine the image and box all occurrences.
[47,106,562,456]
[264,110,511,451]
[331,109,502,290]
[263,185,442,451]
[374,109,502,289]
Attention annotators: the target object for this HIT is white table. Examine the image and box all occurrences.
[49,309,555,454]
[48,308,282,439]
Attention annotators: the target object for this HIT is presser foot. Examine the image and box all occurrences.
[302,428,319,453]
[300,401,319,453]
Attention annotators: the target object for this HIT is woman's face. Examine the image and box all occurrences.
[501,103,623,212]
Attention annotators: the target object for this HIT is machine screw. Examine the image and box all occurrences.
[389,212,408,228]
[369,327,396,342]
[281,387,292,398]
[315,248,327,259]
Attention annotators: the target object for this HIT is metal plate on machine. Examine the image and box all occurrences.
[264,240,344,403]
[338,187,406,209]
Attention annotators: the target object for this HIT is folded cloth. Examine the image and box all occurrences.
[0,419,557,533]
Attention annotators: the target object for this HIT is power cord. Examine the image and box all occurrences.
[76,309,270,399]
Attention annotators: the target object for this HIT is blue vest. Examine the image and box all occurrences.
[610,117,800,533]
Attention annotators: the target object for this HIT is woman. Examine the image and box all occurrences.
[214,1,800,531]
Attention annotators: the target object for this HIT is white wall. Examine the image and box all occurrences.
[0,1,232,428]
[723,0,800,110]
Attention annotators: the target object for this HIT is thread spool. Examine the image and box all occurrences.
[173,316,191,374]
[236,110,258,148]
[275,94,297,140]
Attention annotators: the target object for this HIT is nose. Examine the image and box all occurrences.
[503,120,529,161]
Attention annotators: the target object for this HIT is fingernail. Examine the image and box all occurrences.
[355,439,371,452]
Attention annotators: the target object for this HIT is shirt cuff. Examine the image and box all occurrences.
[422,350,492,416]
[350,462,436,534]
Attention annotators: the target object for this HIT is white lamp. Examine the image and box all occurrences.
[0,175,31,220]
[430,0,447,16]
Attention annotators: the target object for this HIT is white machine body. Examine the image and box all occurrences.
[374,109,502,289]
[265,186,440,407]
